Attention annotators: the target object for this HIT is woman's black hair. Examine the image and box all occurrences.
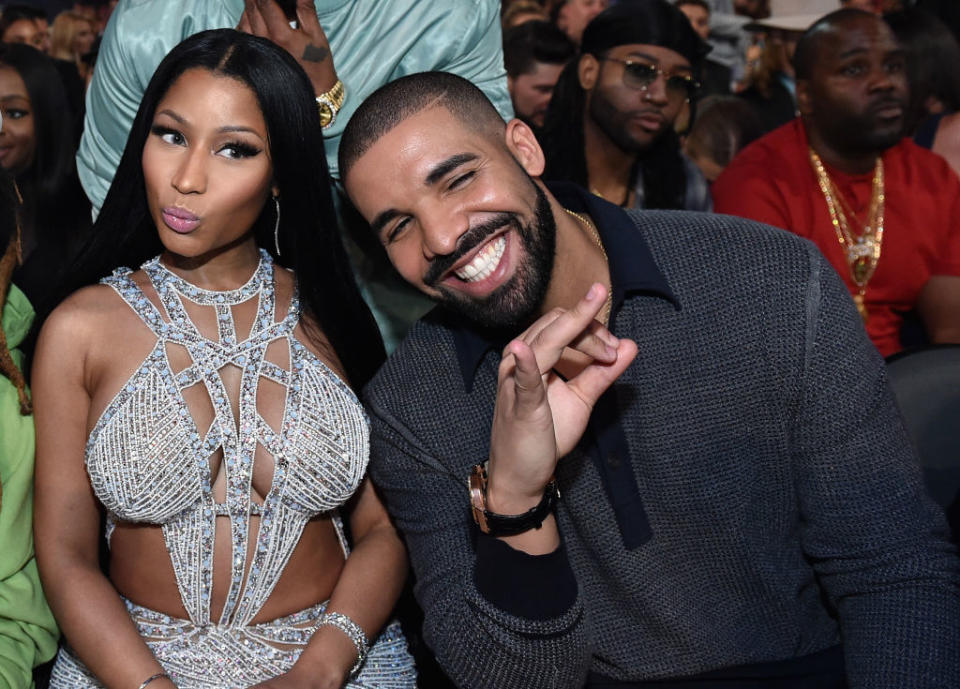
[48,29,385,389]
[539,0,708,209]
[0,43,89,253]
[885,8,960,133]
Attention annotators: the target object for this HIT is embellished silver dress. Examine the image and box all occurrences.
[49,251,416,688]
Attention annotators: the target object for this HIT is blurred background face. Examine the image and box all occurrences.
[0,65,36,176]
[1,19,45,52]
[73,18,96,57]
[556,0,608,44]
[678,4,711,42]
[509,61,566,127]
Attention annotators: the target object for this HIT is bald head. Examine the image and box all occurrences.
[793,8,891,80]
[339,72,507,182]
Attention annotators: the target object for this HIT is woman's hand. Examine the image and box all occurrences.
[238,0,338,94]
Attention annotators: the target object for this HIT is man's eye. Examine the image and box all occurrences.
[385,217,411,244]
[885,60,905,74]
[5,109,29,120]
[841,63,866,77]
[449,171,475,190]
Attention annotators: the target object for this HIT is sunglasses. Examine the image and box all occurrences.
[599,58,700,102]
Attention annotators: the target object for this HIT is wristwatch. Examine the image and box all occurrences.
[469,462,560,537]
[315,79,345,129]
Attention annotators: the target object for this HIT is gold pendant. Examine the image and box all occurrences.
[853,294,869,323]
[852,258,872,285]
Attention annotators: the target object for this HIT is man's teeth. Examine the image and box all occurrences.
[455,235,506,282]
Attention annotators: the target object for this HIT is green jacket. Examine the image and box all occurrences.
[0,285,58,689]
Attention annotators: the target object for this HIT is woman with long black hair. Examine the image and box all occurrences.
[32,29,415,689]
[0,43,90,360]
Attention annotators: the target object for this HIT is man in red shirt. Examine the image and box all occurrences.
[713,8,960,356]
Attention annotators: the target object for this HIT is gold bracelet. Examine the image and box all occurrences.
[316,79,345,129]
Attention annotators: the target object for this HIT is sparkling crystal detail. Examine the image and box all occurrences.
[67,250,411,687]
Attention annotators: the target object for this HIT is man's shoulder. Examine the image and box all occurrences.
[364,312,463,404]
[622,209,819,288]
[887,137,960,189]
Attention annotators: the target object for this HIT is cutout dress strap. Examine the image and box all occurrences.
[102,268,172,341]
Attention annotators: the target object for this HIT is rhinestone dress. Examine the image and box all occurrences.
[49,250,416,688]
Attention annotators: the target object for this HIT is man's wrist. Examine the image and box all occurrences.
[470,463,559,537]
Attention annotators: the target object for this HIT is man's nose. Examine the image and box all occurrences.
[420,205,468,259]
[642,75,670,105]
[171,147,208,195]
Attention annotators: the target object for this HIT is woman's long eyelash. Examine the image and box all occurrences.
[223,141,262,157]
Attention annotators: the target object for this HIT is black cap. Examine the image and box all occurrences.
[581,0,711,64]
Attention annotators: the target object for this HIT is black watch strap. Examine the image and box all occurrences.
[469,463,560,537]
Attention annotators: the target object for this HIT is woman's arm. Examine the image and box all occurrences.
[251,477,408,689]
[32,296,176,689]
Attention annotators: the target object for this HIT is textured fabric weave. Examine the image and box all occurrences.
[365,206,960,688]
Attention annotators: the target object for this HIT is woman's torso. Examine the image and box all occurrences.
[81,251,366,626]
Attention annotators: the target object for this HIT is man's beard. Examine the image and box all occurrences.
[424,180,556,331]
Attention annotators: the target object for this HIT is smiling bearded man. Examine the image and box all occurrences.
[338,65,960,689]
[713,8,960,356]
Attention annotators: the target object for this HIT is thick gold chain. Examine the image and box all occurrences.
[808,148,885,323]
[564,208,613,324]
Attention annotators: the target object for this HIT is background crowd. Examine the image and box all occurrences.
[0,0,958,687]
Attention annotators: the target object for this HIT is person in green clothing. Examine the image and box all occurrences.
[0,162,58,688]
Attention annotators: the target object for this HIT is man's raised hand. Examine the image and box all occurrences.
[486,283,638,516]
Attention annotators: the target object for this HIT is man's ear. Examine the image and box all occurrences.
[796,79,813,117]
[505,118,546,177]
[271,183,280,198]
[578,53,600,91]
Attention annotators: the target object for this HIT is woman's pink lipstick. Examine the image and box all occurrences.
[162,207,200,233]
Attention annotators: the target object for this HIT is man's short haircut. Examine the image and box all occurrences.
[793,8,879,80]
[503,20,577,77]
[339,71,506,181]
[674,0,710,14]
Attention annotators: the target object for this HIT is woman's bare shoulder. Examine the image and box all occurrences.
[38,274,147,354]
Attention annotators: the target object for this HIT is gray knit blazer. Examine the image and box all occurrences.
[365,209,960,689]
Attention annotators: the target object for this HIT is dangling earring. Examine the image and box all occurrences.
[272,196,281,256]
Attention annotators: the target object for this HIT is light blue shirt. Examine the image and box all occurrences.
[78,0,513,212]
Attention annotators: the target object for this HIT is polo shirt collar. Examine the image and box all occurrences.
[448,182,678,390]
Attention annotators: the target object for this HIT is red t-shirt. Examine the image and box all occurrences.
[713,118,960,357]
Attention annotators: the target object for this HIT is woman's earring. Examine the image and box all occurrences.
[272,196,281,257]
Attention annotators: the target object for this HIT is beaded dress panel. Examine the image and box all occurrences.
[49,251,416,688]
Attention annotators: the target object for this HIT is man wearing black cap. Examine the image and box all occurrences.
[539,1,712,211]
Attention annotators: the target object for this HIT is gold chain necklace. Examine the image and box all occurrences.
[564,208,613,324]
[808,148,885,323]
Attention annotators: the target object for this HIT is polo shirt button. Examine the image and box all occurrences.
[606,452,621,469]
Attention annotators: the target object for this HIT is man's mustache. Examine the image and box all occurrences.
[422,213,517,287]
